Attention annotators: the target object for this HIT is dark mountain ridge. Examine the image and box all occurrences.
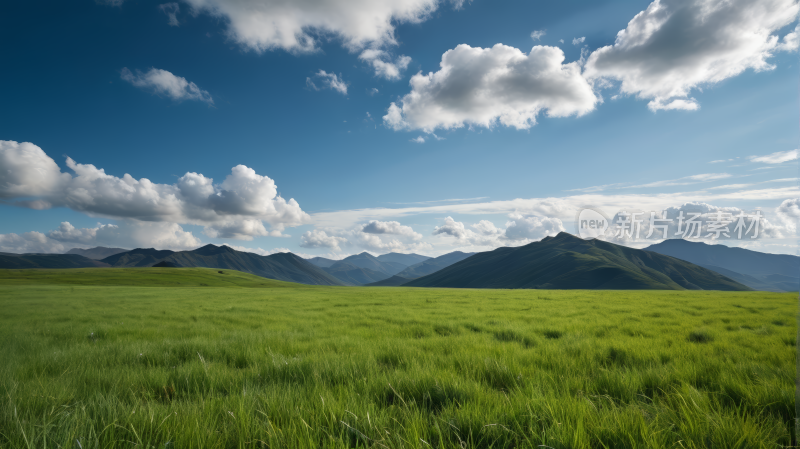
[406,232,750,291]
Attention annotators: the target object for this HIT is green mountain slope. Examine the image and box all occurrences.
[306,257,337,268]
[645,239,799,292]
[66,246,128,260]
[0,253,109,269]
[102,248,176,267]
[158,245,345,286]
[405,232,750,291]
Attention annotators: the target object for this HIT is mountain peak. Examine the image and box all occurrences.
[192,244,235,256]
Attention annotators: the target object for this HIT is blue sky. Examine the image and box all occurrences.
[0,0,798,257]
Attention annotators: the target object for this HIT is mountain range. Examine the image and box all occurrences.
[644,239,799,292]
[0,253,109,269]
[366,251,475,286]
[404,232,750,291]
[308,252,434,286]
[102,245,343,286]
[1,234,794,291]
[66,246,128,260]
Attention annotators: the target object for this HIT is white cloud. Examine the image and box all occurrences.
[776,198,800,233]
[299,229,347,251]
[368,87,380,95]
[0,220,202,254]
[749,149,799,164]
[504,213,565,240]
[359,49,412,80]
[0,140,309,240]
[306,70,348,94]
[0,141,70,200]
[181,0,460,54]
[121,67,213,104]
[361,220,422,239]
[432,214,563,248]
[571,36,585,45]
[160,3,181,26]
[0,231,66,254]
[584,0,800,111]
[530,30,546,41]
[383,43,598,131]
[777,23,800,52]
[410,136,426,143]
[96,0,125,6]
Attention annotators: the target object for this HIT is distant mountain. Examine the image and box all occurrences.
[162,245,345,286]
[365,251,477,287]
[306,257,337,268]
[395,251,475,279]
[375,252,430,266]
[336,252,407,276]
[66,247,128,260]
[0,253,109,269]
[645,239,799,292]
[321,262,388,286]
[317,252,414,285]
[102,245,344,286]
[406,232,750,291]
[102,248,176,267]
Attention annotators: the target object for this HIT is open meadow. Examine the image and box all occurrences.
[0,268,795,448]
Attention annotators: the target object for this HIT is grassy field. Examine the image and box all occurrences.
[0,268,795,448]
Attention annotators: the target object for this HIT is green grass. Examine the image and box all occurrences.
[0,268,795,448]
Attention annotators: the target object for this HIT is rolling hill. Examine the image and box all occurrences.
[644,239,799,292]
[405,232,750,291]
[0,253,109,269]
[66,246,128,260]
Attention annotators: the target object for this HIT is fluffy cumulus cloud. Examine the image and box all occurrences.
[504,213,565,240]
[433,214,564,248]
[121,67,213,104]
[301,220,429,253]
[776,198,800,233]
[584,0,800,111]
[181,0,456,53]
[361,220,422,239]
[750,149,799,164]
[383,44,598,131]
[299,229,348,251]
[0,140,309,240]
[0,221,202,254]
[359,49,412,80]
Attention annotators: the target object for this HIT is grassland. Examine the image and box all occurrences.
[0,268,795,448]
